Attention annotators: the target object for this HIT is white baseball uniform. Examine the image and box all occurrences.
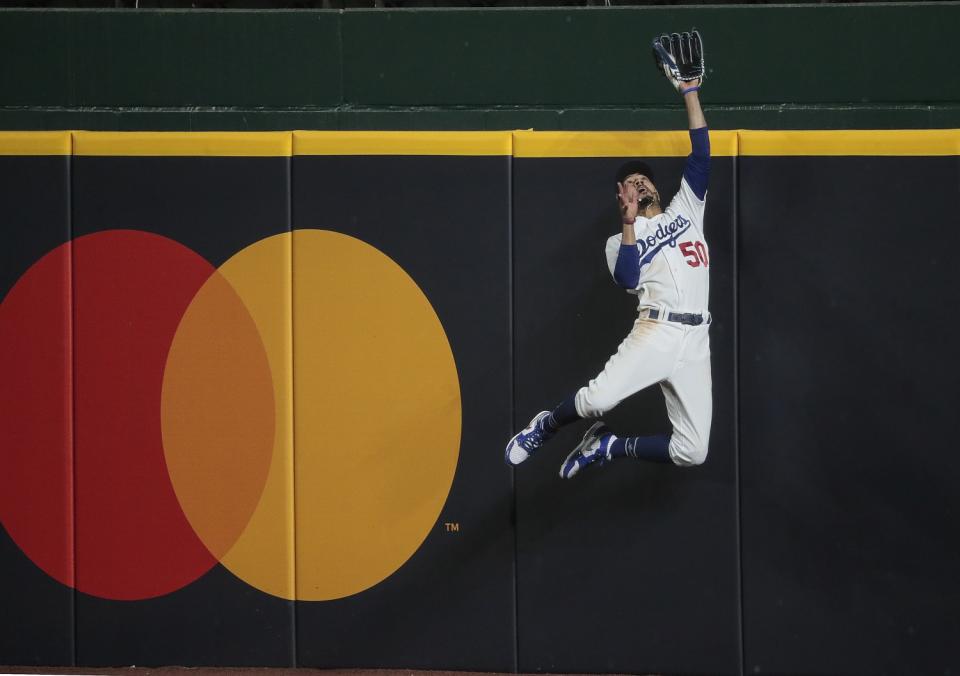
[573,175,712,466]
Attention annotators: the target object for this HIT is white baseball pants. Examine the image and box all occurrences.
[574,316,712,466]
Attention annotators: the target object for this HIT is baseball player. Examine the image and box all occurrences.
[505,30,712,478]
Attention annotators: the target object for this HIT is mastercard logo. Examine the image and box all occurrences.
[0,228,461,602]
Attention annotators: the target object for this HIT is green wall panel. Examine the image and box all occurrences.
[342,5,959,107]
[1,5,958,130]
[0,10,342,107]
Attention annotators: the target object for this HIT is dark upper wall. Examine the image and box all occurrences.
[1,3,958,130]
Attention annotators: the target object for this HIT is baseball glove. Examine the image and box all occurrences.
[652,29,705,91]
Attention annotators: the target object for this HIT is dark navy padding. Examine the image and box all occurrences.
[613,242,640,289]
[684,126,711,201]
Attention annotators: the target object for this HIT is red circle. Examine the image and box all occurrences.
[0,241,74,588]
[0,230,222,600]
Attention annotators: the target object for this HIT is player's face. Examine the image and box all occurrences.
[623,173,659,207]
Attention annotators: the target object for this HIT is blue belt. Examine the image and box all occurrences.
[648,309,708,326]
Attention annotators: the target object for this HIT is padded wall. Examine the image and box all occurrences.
[1,129,958,675]
[737,132,960,675]
[289,132,515,671]
[0,132,73,666]
[69,132,294,666]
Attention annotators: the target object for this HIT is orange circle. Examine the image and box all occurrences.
[292,230,461,600]
[160,230,461,601]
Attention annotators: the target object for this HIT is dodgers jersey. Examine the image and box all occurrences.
[605,170,710,315]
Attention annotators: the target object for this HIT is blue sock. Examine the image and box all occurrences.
[543,394,580,433]
[607,434,672,464]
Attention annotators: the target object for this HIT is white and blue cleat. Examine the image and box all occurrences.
[505,410,554,466]
[560,422,614,479]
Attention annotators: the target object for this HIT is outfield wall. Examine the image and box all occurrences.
[1,129,958,675]
[1,4,959,131]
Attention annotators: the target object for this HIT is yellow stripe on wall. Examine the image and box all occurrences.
[73,132,292,157]
[2,130,957,158]
[739,129,960,156]
[512,130,740,158]
[294,131,512,156]
[0,131,72,156]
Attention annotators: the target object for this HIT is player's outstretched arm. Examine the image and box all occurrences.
[681,80,710,201]
[617,181,639,245]
[653,30,710,199]
[611,180,641,289]
[683,81,706,131]
[682,83,710,201]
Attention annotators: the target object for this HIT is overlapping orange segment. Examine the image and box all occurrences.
[161,269,276,560]
[214,233,295,601]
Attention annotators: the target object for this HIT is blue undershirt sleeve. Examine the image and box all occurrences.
[683,126,711,201]
[613,242,640,289]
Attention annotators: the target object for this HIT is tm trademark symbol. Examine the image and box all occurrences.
[444,522,460,533]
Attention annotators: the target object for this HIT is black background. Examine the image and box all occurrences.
[0,155,73,666]
[739,156,960,675]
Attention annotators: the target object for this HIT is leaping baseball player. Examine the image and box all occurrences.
[505,30,713,478]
